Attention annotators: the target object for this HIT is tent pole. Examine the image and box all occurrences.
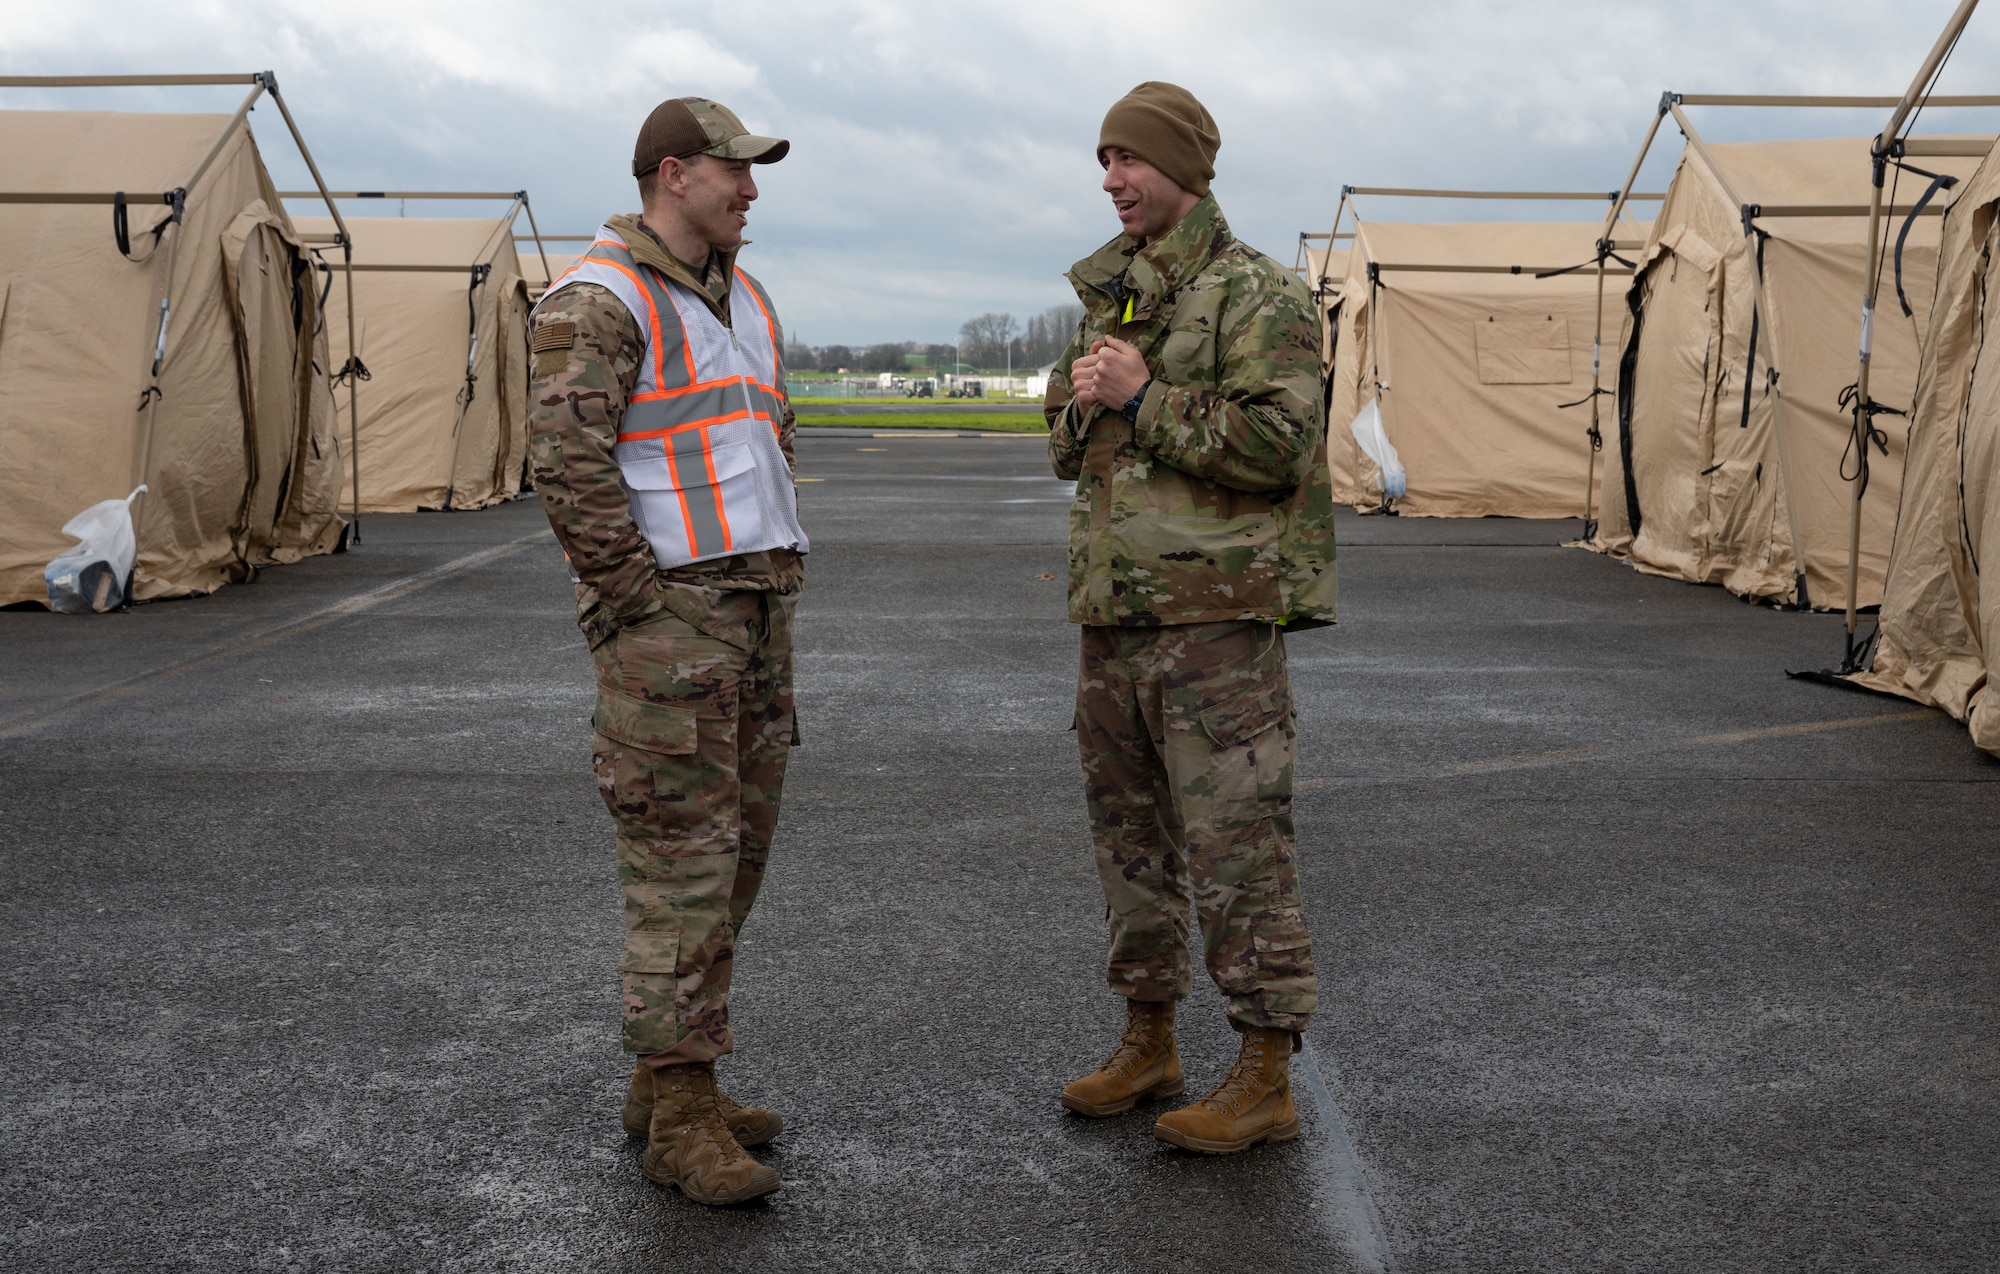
[1314,190,1352,399]
[261,73,364,546]
[184,84,265,200]
[1583,103,1670,539]
[1321,189,1351,299]
[1879,0,1983,149]
[1585,245,1605,536]
[1602,101,1672,246]
[130,208,186,583]
[341,254,361,543]
[518,192,554,292]
[1842,161,1890,656]
[1365,245,1392,513]
[1840,0,1981,664]
[475,195,526,266]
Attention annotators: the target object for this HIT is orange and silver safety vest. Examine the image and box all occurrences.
[539,224,807,570]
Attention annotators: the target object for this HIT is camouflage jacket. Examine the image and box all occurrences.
[1045,195,1335,628]
[528,214,802,649]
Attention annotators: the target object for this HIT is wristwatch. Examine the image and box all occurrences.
[1120,379,1154,423]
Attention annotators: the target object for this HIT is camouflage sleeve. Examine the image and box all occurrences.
[1132,270,1323,494]
[527,283,664,640]
[1045,323,1090,481]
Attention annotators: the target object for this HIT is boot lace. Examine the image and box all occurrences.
[676,1089,745,1167]
[1197,1037,1274,1113]
[1101,1013,1166,1078]
[660,1070,737,1152]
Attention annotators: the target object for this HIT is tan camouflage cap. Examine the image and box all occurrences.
[633,97,789,176]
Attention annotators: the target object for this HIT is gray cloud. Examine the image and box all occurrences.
[4,0,1996,341]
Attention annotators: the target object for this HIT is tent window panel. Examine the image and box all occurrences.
[1473,316,1570,384]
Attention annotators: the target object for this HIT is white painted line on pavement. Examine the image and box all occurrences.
[0,532,552,740]
[1298,1038,1398,1273]
[1296,707,1940,790]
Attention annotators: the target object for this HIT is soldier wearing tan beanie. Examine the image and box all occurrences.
[1095,80,1220,198]
[1049,81,1335,1159]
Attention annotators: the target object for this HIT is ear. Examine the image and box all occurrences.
[656,155,691,199]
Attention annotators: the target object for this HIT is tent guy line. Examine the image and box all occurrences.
[0,531,552,742]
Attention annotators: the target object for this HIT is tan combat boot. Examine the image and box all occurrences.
[623,1062,784,1147]
[1060,999,1185,1117]
[1153,1027,1301,1154]
[642,1063,781,1205]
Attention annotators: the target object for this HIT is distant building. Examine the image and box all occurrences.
[1025,361,1057,399]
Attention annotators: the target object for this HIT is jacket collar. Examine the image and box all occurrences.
[1067,194,1231,324]
[606,212,739,323]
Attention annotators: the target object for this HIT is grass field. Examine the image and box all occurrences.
[793,413,1048,433]
[789,395,1039,407]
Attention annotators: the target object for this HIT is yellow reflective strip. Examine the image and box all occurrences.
[1121,293,1135,324]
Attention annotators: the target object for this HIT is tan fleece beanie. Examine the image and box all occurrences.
[1097,82,1219,197]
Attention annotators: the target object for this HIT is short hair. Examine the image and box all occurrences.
[637,152,712,207]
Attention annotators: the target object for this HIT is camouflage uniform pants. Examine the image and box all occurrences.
[589,591,796,1064]
[1075,621,1316,1032]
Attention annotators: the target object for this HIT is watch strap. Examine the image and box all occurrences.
[1121,379,1154,423]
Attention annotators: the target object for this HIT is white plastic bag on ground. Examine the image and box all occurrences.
[1346,399,1407,500]
[45,485,146,614]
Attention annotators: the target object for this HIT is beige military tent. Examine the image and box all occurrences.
[1299,244,1349,302]
[1591,132,1980,611]
[0,99,347,607]
[1322,218,1638,519]
[292,212,530,512]
[1298,243,1348,400]
[1849,133,2000,744]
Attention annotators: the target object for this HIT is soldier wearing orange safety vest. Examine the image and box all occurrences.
[526,95,804,1207]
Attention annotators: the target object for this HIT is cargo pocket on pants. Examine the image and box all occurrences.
[594,683,698,755]
[1251,909,1316,1012]
[621,882,685,975]
[1196,682,1291,749]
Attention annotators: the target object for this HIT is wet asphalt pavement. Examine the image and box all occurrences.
[2,433,1996,1272]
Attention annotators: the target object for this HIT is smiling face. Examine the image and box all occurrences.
[1100,146,1200,245]
[673,154,759,250]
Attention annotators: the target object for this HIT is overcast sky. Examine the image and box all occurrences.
[6,0,2000,344]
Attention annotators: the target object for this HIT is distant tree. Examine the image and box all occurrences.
[1022,302,1085,367]
[958,312,1020,369]
[819,344,854,372]
[862,342,907,373]
[785,343,818,371]
[920,343,954,370]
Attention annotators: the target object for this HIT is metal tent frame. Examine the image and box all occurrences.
[1594,46,2000,612]
[1829,0,1993,669]
[1298,186,1663,520]
[276,190,554,510]
[512,233,594,297]
[0,73,365,543]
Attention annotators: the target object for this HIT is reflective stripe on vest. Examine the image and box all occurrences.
[538,225,807,569]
